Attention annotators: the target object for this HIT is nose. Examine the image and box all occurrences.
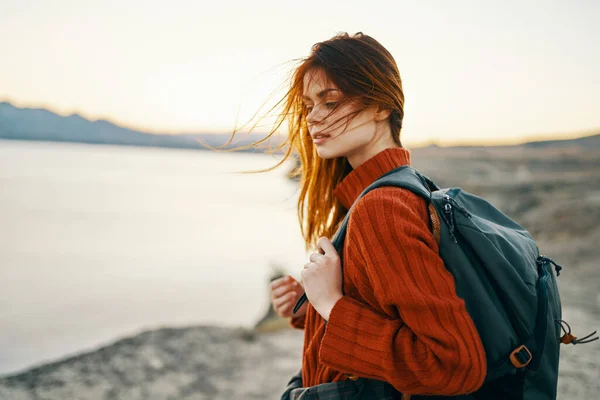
[305,109,317,125]
[306,105,325,126]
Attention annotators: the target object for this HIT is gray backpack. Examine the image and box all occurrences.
[293,165,597,399]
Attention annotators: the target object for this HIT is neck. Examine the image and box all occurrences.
[345,123,399,169]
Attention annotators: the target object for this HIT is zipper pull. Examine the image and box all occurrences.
[443,195,458,243]
[447,195,471,218]
[537,255,563,277]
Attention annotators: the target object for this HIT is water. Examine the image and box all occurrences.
[0,139,307,376]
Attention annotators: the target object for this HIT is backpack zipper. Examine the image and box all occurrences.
[445,193,472,218]
[537,255,563,276]
[443,194,460,243]
[443,193,472,244]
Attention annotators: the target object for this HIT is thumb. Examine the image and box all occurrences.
[317,236,336,256]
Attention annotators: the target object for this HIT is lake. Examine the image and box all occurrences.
[0,139,307,376]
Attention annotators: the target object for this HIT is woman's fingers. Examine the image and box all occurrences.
[273,293,298,317]
[303,261,317,270]
[271,276,303,297]
[272,284,295,298]
[317,236,337,257]
[309,253,326,263]
[277,302,294,316]
[271,276,301,291]
[270,275,306,317]
[270,276,291,291]
[272,291,296,309]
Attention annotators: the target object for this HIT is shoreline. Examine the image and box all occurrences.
[0,323,304,400]
[1,143,598,398]
[1,298,598,399]
[1,244,598,399]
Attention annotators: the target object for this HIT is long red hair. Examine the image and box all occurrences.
[218,32,405,252]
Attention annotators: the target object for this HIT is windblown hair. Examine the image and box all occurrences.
[218,32,405,252]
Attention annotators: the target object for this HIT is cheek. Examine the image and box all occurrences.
[324,110,367,136]
[313,111,376,158]
[347,111,376,132]
[315,130,371,159]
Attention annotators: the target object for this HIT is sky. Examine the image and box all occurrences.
[1,0,599,146]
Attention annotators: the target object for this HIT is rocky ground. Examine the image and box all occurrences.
[0,326,304,400]
[1,143,598,399]
[412,144,600,399]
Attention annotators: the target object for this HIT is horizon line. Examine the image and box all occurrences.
[2,97,598,149]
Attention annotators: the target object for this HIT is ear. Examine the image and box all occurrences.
[374,107,392,122]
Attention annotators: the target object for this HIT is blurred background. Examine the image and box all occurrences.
[0,1,598,399]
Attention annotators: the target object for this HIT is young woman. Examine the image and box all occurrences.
[245,32,487,398]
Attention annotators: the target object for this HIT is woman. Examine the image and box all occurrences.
[243,32,487,398]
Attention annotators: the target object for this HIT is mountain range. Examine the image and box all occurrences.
[0,101,598,151]
[0,101,285,153]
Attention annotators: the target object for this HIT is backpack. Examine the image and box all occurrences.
[293,165,597,400]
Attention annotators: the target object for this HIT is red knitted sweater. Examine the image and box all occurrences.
[290,147,486,396]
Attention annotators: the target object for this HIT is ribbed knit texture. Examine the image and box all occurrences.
[289,147,486,396]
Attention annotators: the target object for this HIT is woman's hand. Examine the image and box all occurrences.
[301,236,343,321]
[270,275,307,318]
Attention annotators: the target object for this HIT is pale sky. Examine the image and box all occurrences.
[1,0,599,146]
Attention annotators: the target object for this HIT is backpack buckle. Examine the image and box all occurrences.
[510,345,532,368]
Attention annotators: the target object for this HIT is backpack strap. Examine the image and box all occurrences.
[359,166,442,244]
[331,166,435,253]
[293,166,441,315]
[359,165,434,201]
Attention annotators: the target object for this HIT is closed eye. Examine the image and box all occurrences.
[304,102,338,114]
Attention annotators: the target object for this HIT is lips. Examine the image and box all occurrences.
[311,133,331,144]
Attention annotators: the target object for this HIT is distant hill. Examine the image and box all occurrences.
[0,101,285,153]
[416,132,600,150]
[522,133,600,149]
[1,101,598,151]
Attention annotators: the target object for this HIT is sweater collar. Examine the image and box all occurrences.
[333,147,411,210]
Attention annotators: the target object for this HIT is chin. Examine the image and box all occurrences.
[315,146,343,159]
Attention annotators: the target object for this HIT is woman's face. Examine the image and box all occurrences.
[302,68,387,165]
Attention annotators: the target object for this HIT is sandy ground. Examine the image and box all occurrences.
[0,326,304,400]
[1,144,598,399]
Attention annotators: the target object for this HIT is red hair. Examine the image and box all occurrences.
[219,32,405,252]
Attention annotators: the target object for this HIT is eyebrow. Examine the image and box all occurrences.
[302,88,339,101]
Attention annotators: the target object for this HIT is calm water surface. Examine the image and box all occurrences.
[0,140,306,375]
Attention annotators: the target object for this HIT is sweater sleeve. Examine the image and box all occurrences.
[318,188,486,396]
[290,313,306,330]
